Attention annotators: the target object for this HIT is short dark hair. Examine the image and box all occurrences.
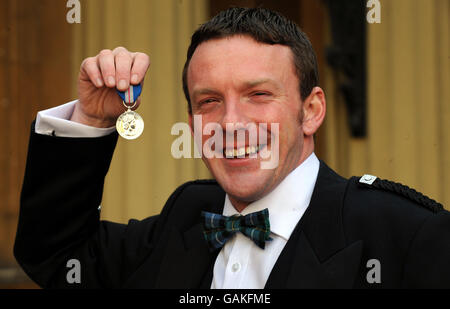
[182,7,319,114]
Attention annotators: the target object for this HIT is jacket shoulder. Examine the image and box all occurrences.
[164,179,223,203]
[342,174,446,239]
[175,179,224,200]
[341,174,450,287]
[158,179,225,230]
[349,174,444,214]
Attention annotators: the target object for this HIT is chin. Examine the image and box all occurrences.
[223,184,263,203]
[214,168,275,204]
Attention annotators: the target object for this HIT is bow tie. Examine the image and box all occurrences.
[201,208,272,251]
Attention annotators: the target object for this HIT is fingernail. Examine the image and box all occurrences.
[131,74,139,84]
[118,79,127,89]
[96,78,103,87]
[107,76,115,86]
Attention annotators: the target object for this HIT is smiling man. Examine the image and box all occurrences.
[187,34,323,212]
[14,7,450,288]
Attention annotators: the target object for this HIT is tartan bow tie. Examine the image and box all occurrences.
[201,208,272,251]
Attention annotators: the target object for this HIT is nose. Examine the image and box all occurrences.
[219,96,254,147]
[220,96,249,130]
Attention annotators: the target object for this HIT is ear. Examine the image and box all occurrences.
[301,87,326,136]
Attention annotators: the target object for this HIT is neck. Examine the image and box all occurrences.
[228,197,250,213]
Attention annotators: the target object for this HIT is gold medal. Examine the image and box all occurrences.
[116,107,144,140]
[116,85,144,139]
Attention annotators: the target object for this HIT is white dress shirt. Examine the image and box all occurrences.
[211,153,319,289]
[35,100,115,137]
[35,101,320,289]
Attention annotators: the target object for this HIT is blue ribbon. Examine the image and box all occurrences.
[116,84,142,104]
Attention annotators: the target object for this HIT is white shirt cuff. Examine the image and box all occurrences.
[35,100,116,138]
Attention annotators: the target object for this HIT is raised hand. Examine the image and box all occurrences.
[71,46,150,128]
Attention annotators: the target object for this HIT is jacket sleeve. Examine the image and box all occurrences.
[402,210,450,288]
[14,124,159,288]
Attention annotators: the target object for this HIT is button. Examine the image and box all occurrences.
[231,262,241,273]
[359,174,377,185]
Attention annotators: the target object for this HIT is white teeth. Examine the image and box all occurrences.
[224,145,263,158]
[225,149,234,157]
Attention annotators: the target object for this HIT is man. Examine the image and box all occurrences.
[14,7,450,288]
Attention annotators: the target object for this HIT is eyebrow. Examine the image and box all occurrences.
[192,88,220,98]
[243,78,280,89]
[192,78,281,99]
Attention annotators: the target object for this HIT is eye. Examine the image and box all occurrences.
[195,98,218,108]
[251,91,273,98]
[250,91,272,102]
[202,98,218,104]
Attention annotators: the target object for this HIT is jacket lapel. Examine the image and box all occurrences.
[122,182,225,288]
[285,232,363,288]
[154,184,225,288]
[266,161,363,288]
[153,223,219,288]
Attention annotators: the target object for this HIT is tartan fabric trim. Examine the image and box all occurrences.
[201,208,272,251]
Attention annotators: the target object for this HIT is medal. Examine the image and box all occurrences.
[116,84,144,140]
[116,106,144,140]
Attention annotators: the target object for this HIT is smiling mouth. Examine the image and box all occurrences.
[223,144,266,159]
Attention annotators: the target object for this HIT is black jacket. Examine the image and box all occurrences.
[14,126,450,288]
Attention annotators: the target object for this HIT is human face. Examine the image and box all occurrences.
[187,35,310,211]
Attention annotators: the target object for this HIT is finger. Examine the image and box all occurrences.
[80,57,103,88]
[98,49,116,88]
[113,47,132,91]
[130,52,150,84]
